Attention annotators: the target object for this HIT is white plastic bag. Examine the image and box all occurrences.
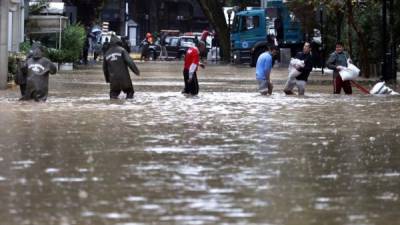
[288,58,304,79]
[370,82,399,95]
[348,63,360,75]
[339,63,360,81]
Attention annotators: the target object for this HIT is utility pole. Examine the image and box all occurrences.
[382,0,395,82]
[389,0,396,81]
[124,0,129,37]
[382,0,388,81]
[0,0,10,89]
[320,4,325,75]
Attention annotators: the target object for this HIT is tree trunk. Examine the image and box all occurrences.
[149,0,158,33]
[347,7,353,56]
[336,11,343,42]
[346,0,370,77]
[196,0,230,62]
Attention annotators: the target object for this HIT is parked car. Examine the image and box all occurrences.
[152,35,198,60]
[143,35,214,61]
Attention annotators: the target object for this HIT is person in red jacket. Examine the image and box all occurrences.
[182,41,205,95]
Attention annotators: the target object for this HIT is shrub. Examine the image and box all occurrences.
[8,56,17,75]
[29,0,49,15]
[47,48,64,63]
[19,41,32,55]
[60,24,85,63]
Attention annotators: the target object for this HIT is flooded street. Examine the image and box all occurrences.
[0,62,399,225]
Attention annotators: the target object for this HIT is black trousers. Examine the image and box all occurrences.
[82,49,89,64]
[20,89,48,102]
[183,69,199,95]
[19,84,27,97]
[110,86,134,99]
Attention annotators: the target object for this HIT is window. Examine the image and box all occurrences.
[232,15,260,33]
[181,37,194,43]
[170,38,179,47]
[246,16,260,30]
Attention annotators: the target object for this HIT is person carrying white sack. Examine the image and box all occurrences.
[284,42,313,95]
[326,41,354,94]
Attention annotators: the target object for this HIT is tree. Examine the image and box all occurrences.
[393,0,399,69]
[196,0,230,61]
[288,0,377,77]
[286,1,317,40]
[196,0,262,62]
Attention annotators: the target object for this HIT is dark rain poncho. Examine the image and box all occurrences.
[103,36,140,97]
[20,48,57,101]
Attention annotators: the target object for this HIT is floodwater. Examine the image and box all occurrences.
[0,62,399,225]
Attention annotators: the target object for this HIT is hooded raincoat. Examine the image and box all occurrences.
[103,35,140,99]
[20,48,57,101]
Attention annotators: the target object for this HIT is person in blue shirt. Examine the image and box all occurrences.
[256,45,278,95]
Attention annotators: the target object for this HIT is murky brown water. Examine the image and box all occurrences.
[0,63,399,225]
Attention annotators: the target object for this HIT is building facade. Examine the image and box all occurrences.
[0,0,27,89]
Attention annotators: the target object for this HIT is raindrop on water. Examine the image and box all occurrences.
[79,190,88,199]
[369,137,376,142]
[87,155,94,163]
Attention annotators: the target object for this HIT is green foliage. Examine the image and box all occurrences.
[46,24,85,63]
[60,24,86,63]
[61,50,79,63]
[353,2,382,62]
[47,48,63,63]
[19,41,32,55]
[8,56,18,76]
[29,0,49,15]
[288,0,399,66]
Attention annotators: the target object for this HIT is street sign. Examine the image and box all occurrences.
[102,22,109,32]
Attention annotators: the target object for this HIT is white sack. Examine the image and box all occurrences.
[288,58,304,79]
[339,63,360,81]
[370,81,399,95]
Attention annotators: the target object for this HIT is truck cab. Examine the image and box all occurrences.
[231,2,303,66]
[231,9,266,65]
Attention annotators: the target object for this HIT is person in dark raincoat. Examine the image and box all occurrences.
[82,33,90,65]
[15,58,28,97]
[103,35,140,99]
[15,42,42,97]
[121,36,131,53]
[102,37,110,55]
[19,46,57,102]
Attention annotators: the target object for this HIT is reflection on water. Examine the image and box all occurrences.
[0,75,400,224]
